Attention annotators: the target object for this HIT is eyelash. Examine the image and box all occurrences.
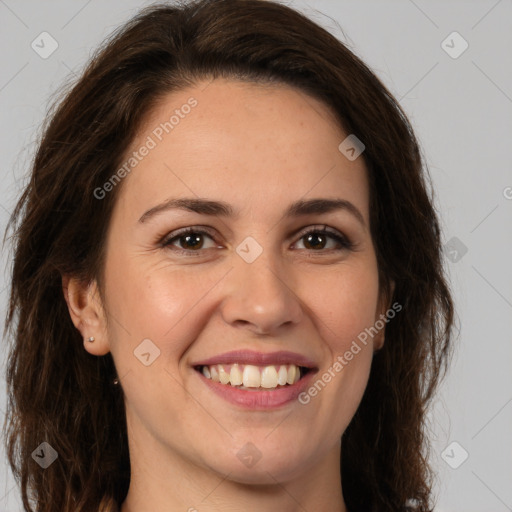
[160,225,355,256]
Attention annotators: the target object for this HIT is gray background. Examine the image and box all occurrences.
[0,0,511,510]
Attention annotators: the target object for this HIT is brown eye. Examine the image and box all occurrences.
[161,225,354,256]
[163,228,217,252]
[302,232,328,250]
[176,233,205,250]
[294,227,354,252]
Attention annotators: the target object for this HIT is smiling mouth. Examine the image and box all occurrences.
[195,363,313,390]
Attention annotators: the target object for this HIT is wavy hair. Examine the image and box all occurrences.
[3,1,455,510]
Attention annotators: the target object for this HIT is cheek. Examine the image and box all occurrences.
[300,259,381,351]
[298,259,380,425]
[104,252,229,360]
[101,257,217,431]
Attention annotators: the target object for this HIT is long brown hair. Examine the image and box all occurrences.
[3,1,455,510]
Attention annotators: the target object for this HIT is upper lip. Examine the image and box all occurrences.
[192,350,318,369]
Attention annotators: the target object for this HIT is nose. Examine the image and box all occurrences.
[219,247,303,335]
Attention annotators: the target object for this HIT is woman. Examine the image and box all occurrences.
[3,0,455,511]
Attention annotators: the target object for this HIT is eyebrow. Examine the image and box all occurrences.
[138,197,366,227]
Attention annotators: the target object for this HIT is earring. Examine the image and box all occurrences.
[86,337,95,342]
[113,378,120,385]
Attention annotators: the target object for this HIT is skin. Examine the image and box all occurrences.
[63,78,393,512]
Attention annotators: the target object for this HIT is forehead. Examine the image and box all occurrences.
[113,78,369,225]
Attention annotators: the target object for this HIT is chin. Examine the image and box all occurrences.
[202,442,319,485]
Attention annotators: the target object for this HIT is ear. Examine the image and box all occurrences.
[373,280,396,352]
[62,275,110,356]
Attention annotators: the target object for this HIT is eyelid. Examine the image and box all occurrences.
[159,225,219,248]
[160,224,355,253]
[292,224,347,242]
[291,224,355,251]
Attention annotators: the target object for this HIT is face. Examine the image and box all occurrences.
[78,78,389,485]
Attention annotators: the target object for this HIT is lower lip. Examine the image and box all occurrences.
[197,370,316,410]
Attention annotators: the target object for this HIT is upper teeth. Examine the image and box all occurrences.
[201,364,301,389]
